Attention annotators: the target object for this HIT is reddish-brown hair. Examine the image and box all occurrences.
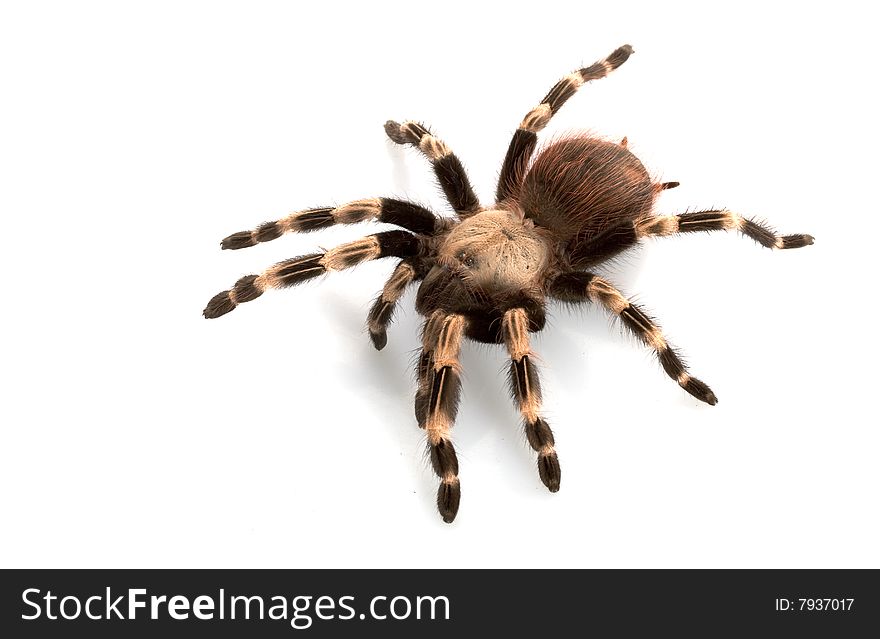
[514,133,656,243]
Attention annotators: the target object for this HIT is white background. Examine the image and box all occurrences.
[1,1,876,568]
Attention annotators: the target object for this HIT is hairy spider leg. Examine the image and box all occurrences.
[203,231,423,318]
[366,257,427,350]
[219,197,440,250]
[567,208,814,268]
[417,311,466,523]
[635,209,815,249]
[550,272,717,405]
[385,120,481,218]
[502,308,561,492]
[414,343,433,428]
[496,44,634,203]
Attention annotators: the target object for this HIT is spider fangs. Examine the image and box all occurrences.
[203,45,814,523]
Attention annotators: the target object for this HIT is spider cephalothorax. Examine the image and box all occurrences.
[203,45,813,523]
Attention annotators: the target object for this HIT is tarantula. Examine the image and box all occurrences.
[203,45,813,523]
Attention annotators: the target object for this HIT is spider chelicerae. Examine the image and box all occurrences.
[203,45,814,523]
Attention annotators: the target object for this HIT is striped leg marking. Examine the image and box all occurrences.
[496,44,634,202]
[220,198,439,250]
[203,231,421,319]
[586,276,717,404]
[636,210,815,249]
[502,308,560,492]
[416,312,466,523]
[549,272,717,405]
[414,348,434,428]
[366,260,419,350]
[384,120,480,216]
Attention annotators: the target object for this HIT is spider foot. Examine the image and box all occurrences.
[681,375,718,406]
[203,274,264,319]
[384,120,408,145]
[539,451,561,493]
[369,328,388,351]
[221,231,256,250]
[525,418,561,492]
[777,234,814,249]
[203,291,236,319]
[437,478,460,524]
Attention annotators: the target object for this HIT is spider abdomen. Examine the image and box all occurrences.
[517,134,655,244]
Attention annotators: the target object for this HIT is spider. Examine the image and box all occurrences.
[203,45,814,523]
